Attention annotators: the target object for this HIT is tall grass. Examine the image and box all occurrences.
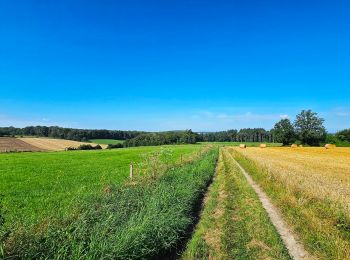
[3,148,218,259]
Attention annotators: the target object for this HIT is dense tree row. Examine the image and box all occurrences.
[335,129,350,142]
[198,128,273,143]
[0,126,275,145]
[199,110,348,146]
[0,126,144,141]
[0,110,347,147]
[124,130,198,147]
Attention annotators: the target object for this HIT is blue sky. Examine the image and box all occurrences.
[1,0,349,132]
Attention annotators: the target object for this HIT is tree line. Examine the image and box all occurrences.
[1,110,348,147]
[0,126,144,141]
[114,129,273,148]
[125,110,348,147]
[335,129,350,142]
[123,130,197,147]
[198,128,273,143]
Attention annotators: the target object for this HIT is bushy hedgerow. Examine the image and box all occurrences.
[66,144,102,151]
[78,144,102,150]
[107,143,123,149]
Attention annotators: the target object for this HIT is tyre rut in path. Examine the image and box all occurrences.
[226,150,313,260]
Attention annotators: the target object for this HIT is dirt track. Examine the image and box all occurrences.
[227,151,312,260]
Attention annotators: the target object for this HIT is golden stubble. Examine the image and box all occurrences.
[19,137,107,150]
[230,147,350,213]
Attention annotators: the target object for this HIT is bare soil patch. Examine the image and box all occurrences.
[19,137,107,150]
[0,137,44,152]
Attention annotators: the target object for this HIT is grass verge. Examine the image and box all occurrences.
[183,148,291,259]
[2,147,218,259]
[231,148,350,259]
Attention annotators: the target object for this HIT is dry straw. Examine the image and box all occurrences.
[260,144,267,148]
[325,144,336,149]
[291,144,298,148]
[239,144,246,149]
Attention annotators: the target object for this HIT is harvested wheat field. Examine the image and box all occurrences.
[231,147,350,211]
[19,137,107,151]
[230,147,350,259]
[0,137,44,152]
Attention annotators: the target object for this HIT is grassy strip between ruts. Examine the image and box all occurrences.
[2,147,218,259]
[230,148,350,259]
[183,148,291,259]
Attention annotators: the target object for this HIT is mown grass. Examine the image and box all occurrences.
[0,145,202,231]
[183,148,291,259]
[2,147,218,259]
[89,139,124,145]
[231,148,350,259]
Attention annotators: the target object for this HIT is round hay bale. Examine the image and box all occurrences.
[291,144,298,148]
[299,144,303,147]
[325,144,336,149]
[239,144,246,149]
[259,143,267,148]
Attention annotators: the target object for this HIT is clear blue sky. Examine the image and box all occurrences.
[1,0,349,132]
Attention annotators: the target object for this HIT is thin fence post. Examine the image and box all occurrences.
[180,154,183,164]
[130,163,133,180]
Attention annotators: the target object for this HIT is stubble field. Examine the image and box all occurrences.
[230,146,350,259]
[19,137,107,150]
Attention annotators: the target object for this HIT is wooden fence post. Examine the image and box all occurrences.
[130,163,133,180]
[180,154,183,163]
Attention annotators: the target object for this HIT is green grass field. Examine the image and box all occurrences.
[2,145,218,259]
[89,139,124,145]
[0,145,203,230]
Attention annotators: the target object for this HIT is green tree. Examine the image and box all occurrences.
[272,118,295,145]
[336,128,350,142]
[325,134,338,144]
[294,110,326,146]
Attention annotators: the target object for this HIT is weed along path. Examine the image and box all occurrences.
[226,150,312,260]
